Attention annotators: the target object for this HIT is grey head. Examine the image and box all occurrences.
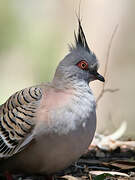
[53,19,105,87]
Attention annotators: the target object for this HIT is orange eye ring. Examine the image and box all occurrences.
[77,60,89,70]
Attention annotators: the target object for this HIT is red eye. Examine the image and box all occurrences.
[77,60,88,70]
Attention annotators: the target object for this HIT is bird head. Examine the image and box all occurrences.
[53,19,105,86]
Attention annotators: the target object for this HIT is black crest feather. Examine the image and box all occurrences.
[74,19,91,53]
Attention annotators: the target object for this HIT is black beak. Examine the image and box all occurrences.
[91,71,105,82]
[95,72,105,82]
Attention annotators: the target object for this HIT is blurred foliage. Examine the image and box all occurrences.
[0,0,19,52]
[22,30,64,83]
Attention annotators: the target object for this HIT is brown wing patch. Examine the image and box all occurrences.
[0,87,42,158]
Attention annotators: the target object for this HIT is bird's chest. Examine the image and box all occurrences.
[38,89,96,135]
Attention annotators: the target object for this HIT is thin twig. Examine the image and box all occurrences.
[104,88,119,93]
[104,25,119,78]
[96,25,119,104]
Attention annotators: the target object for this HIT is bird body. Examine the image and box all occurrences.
[0,81,96,174]
[0,19,104,176]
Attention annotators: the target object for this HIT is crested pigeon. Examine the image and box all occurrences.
[0,19,105,177]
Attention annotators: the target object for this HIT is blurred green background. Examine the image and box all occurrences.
[0,0,135,138]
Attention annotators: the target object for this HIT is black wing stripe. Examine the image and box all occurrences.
[0,139,3,144]
[34,88,39,97]
[15,115,32,126]
[16,107,34,118]
[3,108,6,115]
[7,97,11,111]
[10,98,15,109]
[2,116,13,130]
[7,111,17,125]
[22,90,30,103]
[0,142,5,148]
[10,131,14,137]
[5,147,14,155]
[0,144,8,153]
[3,147,10,154]
[15,131,24,138]
[18,123,29,134]
[17,92,23,106]
[34,88,42,98]
[19,106,35,113]
[0,144,7,152]
[28,88,37,100]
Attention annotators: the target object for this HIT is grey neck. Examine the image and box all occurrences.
[52,72,90,92]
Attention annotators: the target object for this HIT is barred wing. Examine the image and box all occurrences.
[0,86,42,158]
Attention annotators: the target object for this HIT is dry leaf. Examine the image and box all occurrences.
[108,160,135,170]
[61,175,82,180]
[89,170,129,177]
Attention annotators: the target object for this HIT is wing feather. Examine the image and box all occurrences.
[0,86,42,158]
